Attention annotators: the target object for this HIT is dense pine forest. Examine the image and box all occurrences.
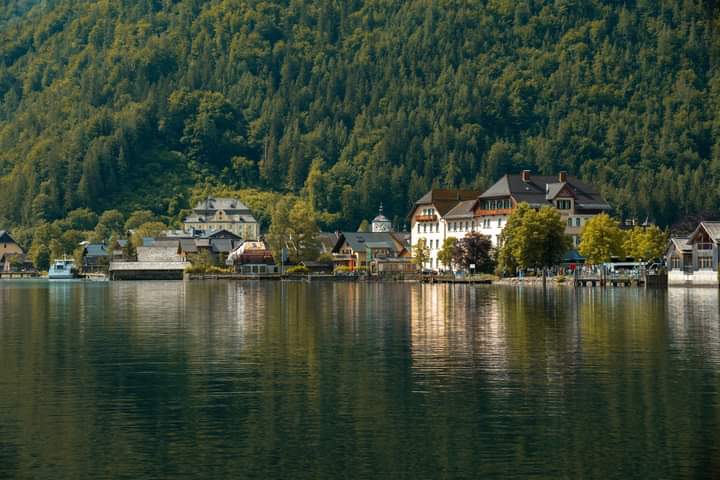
[0,0,719,239]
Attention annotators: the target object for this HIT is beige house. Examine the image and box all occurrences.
[183,197,259,240]
[0,230,23,256]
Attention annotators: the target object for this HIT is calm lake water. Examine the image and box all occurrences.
[0,281,719,479]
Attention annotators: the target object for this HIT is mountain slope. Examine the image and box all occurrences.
[0,0,718,229]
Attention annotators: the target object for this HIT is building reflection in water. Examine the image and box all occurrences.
[667,287,720,365]
[409,284,509,389]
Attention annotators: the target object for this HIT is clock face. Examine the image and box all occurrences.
[374,222,391,232]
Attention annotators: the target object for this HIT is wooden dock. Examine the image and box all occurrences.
[420,275,493,285]
[0,271,39,279]
[573,274,667,288]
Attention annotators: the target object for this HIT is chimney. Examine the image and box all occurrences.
[559,171,567,182]
[521,170,531,182]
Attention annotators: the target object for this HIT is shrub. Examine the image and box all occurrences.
[286,265,310,274]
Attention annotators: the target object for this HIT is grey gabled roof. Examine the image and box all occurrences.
[192,197,250,212]
[480,173,610,212]
[205,229,242,240]
[365,241,393,249]
[668,237,691,254]
[318,232,339,253]
[444,200,476,219]
[332,232,403,254]
[180,239,198,253]
[211,239,237,253]
[0,230,17,244]
[545,182,567,200]
[688,222,720,245]
[84,243,108,257]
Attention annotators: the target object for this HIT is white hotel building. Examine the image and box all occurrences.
[409,171,611,271]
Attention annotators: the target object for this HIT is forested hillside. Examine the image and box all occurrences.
[0,0,718,234]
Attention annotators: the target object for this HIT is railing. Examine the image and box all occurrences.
[474,208,513,216]
[415,214,437,222]
[696,242,714,251]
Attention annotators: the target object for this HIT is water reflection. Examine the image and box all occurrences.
[0,281,719,478]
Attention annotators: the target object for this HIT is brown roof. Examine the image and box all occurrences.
[410,189,480,218]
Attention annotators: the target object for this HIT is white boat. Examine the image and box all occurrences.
[48,258,78,280]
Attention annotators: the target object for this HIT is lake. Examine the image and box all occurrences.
[0,281,718,479]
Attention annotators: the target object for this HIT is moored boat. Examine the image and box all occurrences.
[48,258,78,280]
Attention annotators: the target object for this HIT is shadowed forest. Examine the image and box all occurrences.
[0,0,718,236]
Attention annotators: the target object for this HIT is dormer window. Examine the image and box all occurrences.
[556,200,572,210]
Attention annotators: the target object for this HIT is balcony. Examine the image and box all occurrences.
[474,208,513,216]
[696,242,714,251]
[415,214,437,222]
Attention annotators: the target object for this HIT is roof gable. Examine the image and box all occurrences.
[688,222,720,245]
[409,189,480,218]
[479,173,610,211]
[0,230,17,244]
[332,232,404,254]
[205,229,242,240]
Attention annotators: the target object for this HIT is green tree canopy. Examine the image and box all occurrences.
[498,203,571,273]
[412,238,430,270]
[623,226,668,261]
[93,210,125,242]
[130,221,168,247]
[125,211,156,232]
[578,214,625,265]
[266,198,321,265]
[438,237,457,271]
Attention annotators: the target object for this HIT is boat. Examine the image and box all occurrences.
[83,272,109,282]
[48,258,78,280]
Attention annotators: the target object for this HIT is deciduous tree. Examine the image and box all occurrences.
[438,237,457,271]
[623,225,668,261]
[412,238,430,269]
[498,203,571,275]
[453,233,494,273]
[578,214,625,265]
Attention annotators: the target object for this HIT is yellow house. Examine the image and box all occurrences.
[183,197,260,240]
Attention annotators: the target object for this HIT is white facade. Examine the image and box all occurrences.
[411,207,446,270]
[412,206,600,272]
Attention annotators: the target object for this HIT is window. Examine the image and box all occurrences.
[497,218,502,228]
[671,257,681,270]
[568,217,573,226]
[557,200,571,210]
[417,224,421,232]
[576,217,581,227]
[699,257,713,270]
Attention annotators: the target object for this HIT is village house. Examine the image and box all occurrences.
[81,243,110,273]
[109,239,190,280]
[409,189,480,271]
[0,230,33,272]
[331,209,412,271]
[189,229,243,265]
[410,172,611,271]
[227,241,277,274]
[667,222,720,286]
[183,197,259,240]
[474,171,611,248]
[331,232,411,270]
